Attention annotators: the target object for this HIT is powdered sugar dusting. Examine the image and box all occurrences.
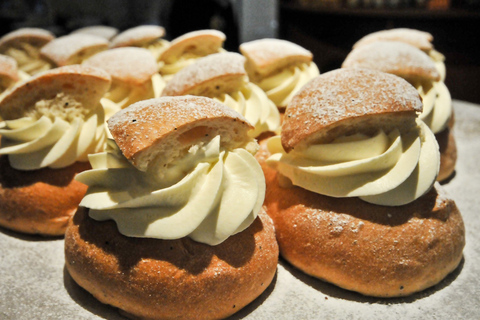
[110,25,165,48]
[0,27,54,50]
[343,41,440,81]
[40,34,108,66]
[84,47,157,85]
[353,28,434,51]
[162,52,246,96]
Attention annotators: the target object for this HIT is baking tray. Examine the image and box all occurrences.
[1,100,479,320]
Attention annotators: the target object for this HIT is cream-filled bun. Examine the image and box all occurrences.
[71,25,119,40]
[0,65,111,236]
[0,54,29,95]
[162,52,280,138]
[352,28,446,80]
[83,47,165,120]
[0,28,54,75]
[239,38,320,108]
[109,25,169,63]
[262,68,465,297]
[342,41,455,180]
[158,29,226,81]
[65,95,278,319]
[40,34,109,67]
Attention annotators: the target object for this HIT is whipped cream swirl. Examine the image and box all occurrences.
[214,83,280,138]
[0,94,106,170]
[415,79,452,134]
[256,62,319,107]
[76,135,265,245]
[267,119,439,206]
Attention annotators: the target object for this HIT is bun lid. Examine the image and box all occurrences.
[239,38,313,77]
[71,25,119,40]
[110,25,166,48]
[162,52,246,97]
[0,54,19,84]
[83,47,158,86]
[40,34,109,67]
[107,95,254,171]
[342,41,440,82]
[159,29,225,62]
[0,65,111,120]
[0,28,55,52]
[281,68,422,152]
[353,28,434,51]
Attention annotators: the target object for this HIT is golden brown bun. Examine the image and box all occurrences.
[0,28,55,53]
[353,28,434,51]
[110,25,166,48]
[159,30,225,63]
[162,52,247,97]
[342,41,440,82]
[282,68,422,152]
[40,34,109,67]
[0,64,111,120]
[436,126,457,182]
[107,96,255,171]
[83,47,158,86]
[262,159,465,297]
[0,156,90,236]
[65,207,279,320]
[239,38,313,80]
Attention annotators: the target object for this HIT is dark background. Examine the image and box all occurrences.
[1,0,479,103]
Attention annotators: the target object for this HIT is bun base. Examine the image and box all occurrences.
[0,156,90,236]
[65,207,278,320]
[262,158,465,298]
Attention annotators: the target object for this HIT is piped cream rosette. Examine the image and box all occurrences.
[240,38,320,108]
[352,28,446,81]
[162,52,280,138]
[83,47,165,122]
[158,30,227,81]
[109,25,170,64]
[0,28,54,75]
[267,68,440,207]
[76,96,265,246]
[342,41,452,134]
[0,65,111,170]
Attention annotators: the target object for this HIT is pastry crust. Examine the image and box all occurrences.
[71,25,119,40]
[107,96,254,171]
[0,28,54,53]
[159,29,225,63]
[342,41,440,82]
[40,34,109,67]
[282,68,422,152]
[0,54,19,90]
[262,159,465,297]
[110,25,166,48]
[0,156,90,236]
[65,205,278,320]
[0,64,111,120]
[353,28,434,51]
[162,52,247,97]
[83,47,158,86]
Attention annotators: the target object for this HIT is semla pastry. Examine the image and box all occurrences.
[239,38,320,109]
[65,95,278,319]
[0,27,54,75]
[162,51,280,138]
[263,68,465,297]
[0,65,110,235]
[342,41,456,181]
[158,29,226,81]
